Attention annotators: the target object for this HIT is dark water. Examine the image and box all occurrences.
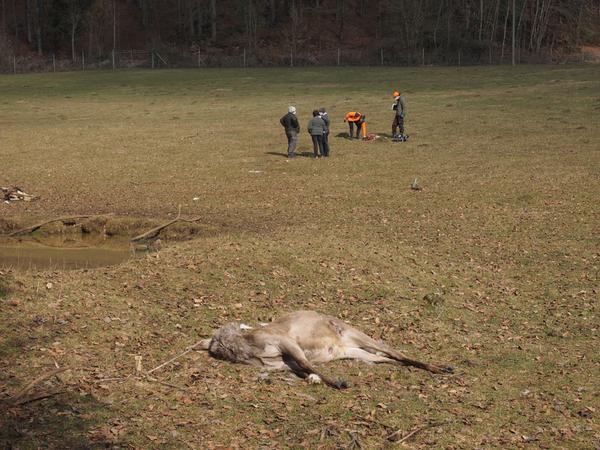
[0,235,135,270]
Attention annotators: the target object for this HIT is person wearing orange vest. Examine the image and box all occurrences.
[344,111,366,139]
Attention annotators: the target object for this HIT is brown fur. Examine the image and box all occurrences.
[203,310,453,389]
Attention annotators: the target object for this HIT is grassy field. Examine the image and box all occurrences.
[1,65,599,449]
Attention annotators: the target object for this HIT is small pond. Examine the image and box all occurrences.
[0,234,137,270]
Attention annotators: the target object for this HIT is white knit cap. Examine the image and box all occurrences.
[288,106,296,114]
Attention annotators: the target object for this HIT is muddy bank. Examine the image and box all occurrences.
[0,215,211,241]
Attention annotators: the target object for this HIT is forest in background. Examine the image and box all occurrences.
[1,0,600,67]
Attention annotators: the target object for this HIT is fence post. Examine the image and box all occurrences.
[458,49,461,66]
[243,48,246,68]
[53,54,56,72]
[82,51,85,71]
[112,49,115,70]
[13,55,16,74]
[197,51,200,68]
[422,47,425,66]
[290,48,293,67]
[489,46,492,65]
[380,48,384,66]
[151,51,155,69]
[337,48,340,66]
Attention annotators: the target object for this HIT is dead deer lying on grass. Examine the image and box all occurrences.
[201,310,453,389]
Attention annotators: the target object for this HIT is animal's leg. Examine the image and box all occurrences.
[341,328,452,374]
[279,339,348,389]
[342,347,395,364]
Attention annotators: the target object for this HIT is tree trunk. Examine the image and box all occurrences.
[72,21,77,61]
[574,0,585,47]
[336,0,344,42]
[501,0,510,60]
[447,4,451,48]
[2,0,6,33]
[189,0,195,38]
[113,0,117,50]
[375,0,382,42]
[269,0,277,24]
[245,0,257,51]
[291,0,299,51]
[35,0,42,55]
[26,0,32,43]
[529,0,539,50]
[534,0,553,53]
[512,0,516,65]
[490,0,500,44]
[210,0,216,42]
[433,0,443,48]
[516,0,528,42]
[12,0,18,39]
[479,0,484,41]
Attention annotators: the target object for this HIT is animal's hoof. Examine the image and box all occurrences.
[335,380,349,389]
[441,366,454,374]
[307,374,322,384]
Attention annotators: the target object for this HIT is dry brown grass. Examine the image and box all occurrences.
[1,65,599,449]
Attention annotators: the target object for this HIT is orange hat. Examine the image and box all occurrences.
[392,91,400,97]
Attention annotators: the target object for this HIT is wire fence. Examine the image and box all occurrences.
[0,46,590,74]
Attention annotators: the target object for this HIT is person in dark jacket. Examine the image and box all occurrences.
[280,106,300,158]
[391,91,407,140]
[319,107,330,157]
[307,109,326,158]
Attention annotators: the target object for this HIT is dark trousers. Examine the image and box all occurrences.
[348,120,364,138]
[311,134,324,157]
[322,132,330,156]
[286,131,298,157]
[392,115,404,136]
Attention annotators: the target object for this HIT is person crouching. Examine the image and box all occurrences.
[344,111,366,139]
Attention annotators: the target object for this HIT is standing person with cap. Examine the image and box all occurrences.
[319,107,330,157]
[391,91,407,141]
[307,109,326,158]
[280,106,300,158]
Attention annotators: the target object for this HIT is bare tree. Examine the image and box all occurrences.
[26,0,32,44]
[34,0,42,54]
[501,0,510,60]
[69,0,83,61]
[210,0,216,42]
[1,0,6,34]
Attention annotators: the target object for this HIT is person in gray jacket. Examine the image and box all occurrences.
[319,107,330,157]
[280,106,300,158]
[392,91,407,140]
[307,110,326,158]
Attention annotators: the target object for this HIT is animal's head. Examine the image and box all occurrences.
[205,323,252,363]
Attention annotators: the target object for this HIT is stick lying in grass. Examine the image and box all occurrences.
[146,339,207,375]
[130,206,201,243]
[7,367,70,405]
[387,420,450,443]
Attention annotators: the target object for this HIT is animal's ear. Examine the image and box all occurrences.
[199,338,211,351]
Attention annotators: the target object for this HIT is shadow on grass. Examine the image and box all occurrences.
[265,151,317,158]
[0,284,119,448]
[0,391,116,449]
[334,132,353,139]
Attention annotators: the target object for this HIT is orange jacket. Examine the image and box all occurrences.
[344,111,363,122]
